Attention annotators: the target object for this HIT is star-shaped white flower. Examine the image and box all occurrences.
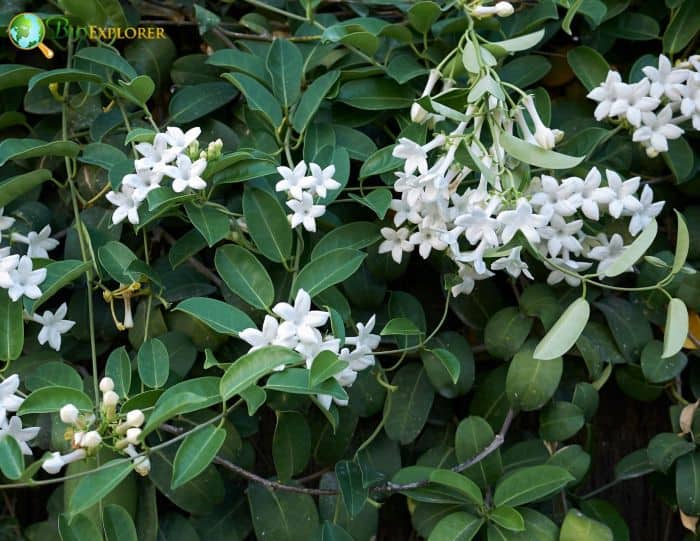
[450,262,493,297]
[11,225,59,259]
[106,184,141,226]
[162,154,207,193]
[122,167,164,202]
[275,162,311,200]
[608,79,659,127]
[587,233,626,275]
[135,133,178,171]
[286,192,325,232]
[539,215,584,258]
[0,415,39,455]
[306,163,341,198]
[239,315,289,354]
[273,289,329,344]
[378,227,413,264]
[0,375,24,412]
[346,315,381,351]
[587,70,623,121]
[32,302,75,351]
[632,105,684,156]
[497,199,548,245]
[491,246,533,280]
[642,55,689,101]
[606,171,642,218]
[162,126,201,154]
[578,167,615,220]
[7,256,46,301]
[628,185,664,236]
[0,251,19,289]
[0,208,15,242]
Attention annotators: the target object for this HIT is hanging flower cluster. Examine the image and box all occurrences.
[43,377,149,476]
[588,54,700,156]
[381,71,665,295]
[276,161,341,233]
[239,289,379,410]
[107,127,222,226]
[0,375,39,456]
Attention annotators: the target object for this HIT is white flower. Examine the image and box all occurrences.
[523,95,556,149]
[491,246,533,279]
[393,138,429,175]
[578,167,615,220]
[606,171,641,218]
[632,105,684,156]
[451,262,493,297]
[0,415,39,455]
[390,197,422,226]
[126,410,144,428]
[239,315,291,358]
[296,336,340,369]
[0,252,19,289]
[378,227,413,264]
[587,71,623,121]
[608,79,659,127]
[276,162,311,200]
[273,289,329,345]
[497,199,548,245]
[286,192,325,232]
[345,315,381,351]
[454,205,500,247]
[0,375,23,412]
[546,258,592,287]
[41,449,86,474]
[7,256,46,301]
[539,215,584,258]
[106,184,141,226]
[0,208,15,241]
[11,225,59,259]
[32,302,75,351]
[680,75,700,130]
[124,444,151,476]
[122,167,163,202]
[411,69,441,123]
[409,223,448,259]
[642,55,689,101]
[162,126,201,154]
[306,163,341,198]
[134,133,178,171]
[529,175,581,218]
[162,154,207,193]
[587,233,626,275]
[628,185,664,236]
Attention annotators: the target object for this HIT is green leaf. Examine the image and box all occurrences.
[506,341,562,411]
[58,513,103,541]
[348,189,393,219]
[408,1,441,33]
[68,460,134,519]
[25,362,83,392]
[455,416,503,488]
[113,75,155,106]
[19,386,92,415]
[293,248,366,298]
[641,339,687,384]
[28,69,102,91]
[207,49,271,85]
[243,188,292,263]
[672,211,689,274]
[172,425,226,489]
[335,460,368,518]
[0,169,51,207]
[58,0,128,26]
[292,70,339,133]
[493,465,574,507]
[0,139,80,167]
[677,451,700,515]
[484,307,533,360]
[602,218,657,277]
[381,317,423,336]
[169,82,237,123]
[222,72,283,128]
[220,346,301,401]
[498,56,552,88]
[98,241,139,284]
[614,449,654,481]
[266,39,304,107]
[105,347,132,399]
[560,510,613,541]
[247,483,320,541]
[103,504,138,541]
[137,338,170,389]
[595,297,652,362]
[315,522,355,541]
[74,47,137,80]
[25,260,90,313]
[489,506,525,532]
[539,401,585,441]
[185,203,230,247]
[426,349,461,385]
[500,133,583,169]
[429,469,483,506]
[0,289,23,362]
[273,411,311,481]
[663,298,688,359]
[215,244,274,309]
[533,298,589,360]
[385,363,435,444]
[427,512,483,541]
[485,29,545,55]
[338,78,414,110]
[311,222,381,260]
[647,433,695,472]
[309,351,348,387]
[0,65,43,91]
[173,297,255,336]
[663,0,700,54]
[0,435,23,480]
[567,46,610,91]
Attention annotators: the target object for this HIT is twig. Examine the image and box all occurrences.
[155,227,223,287]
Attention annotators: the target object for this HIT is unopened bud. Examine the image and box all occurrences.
[73,431,85,447]
[126,427,142,444]
[82,431,102,449]
[60,404,79,424]
[495,1,514,17]
[134,455,151,476]
[99,377,114,393]
[102,390,119,407]
[126,409,145,428]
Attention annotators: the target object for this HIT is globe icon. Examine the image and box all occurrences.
[8,12,45,50]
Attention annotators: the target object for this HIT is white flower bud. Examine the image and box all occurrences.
[59,404,79,424]
[102,390,119,407]
[410,103,429,124]
[122,298,133,329]
[495,1,514,17]
[471,5,497,18]
[81,430,102,449]
[125,427,142,444]
[99,377,114,393]
[63,449,87,465]
[134,455,151,476]
[73,431,85,447]
[126,409,145,428]
[42,452,65,474]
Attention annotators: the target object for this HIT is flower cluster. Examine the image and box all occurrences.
[0,375,39,456]
[44,377,149,476]
[107,127,221,226]
[275,161,341,233]
[239,289,379,410]
[588,54,700,157]
[381,70,665,294]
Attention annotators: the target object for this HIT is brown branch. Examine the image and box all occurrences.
[159,409,516,497]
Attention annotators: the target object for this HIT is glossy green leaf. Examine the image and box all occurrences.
[641,340,687,383]
[220,346,301,401]
[173,297,255,336]
[169,82,237,123]
[567,46,610,91]
[24,260,90,313]
[0,139,80,167]
[273,411,311,482]
[427,512,483,541]
[500,133,582,169]
[484,307,533,360]
[137,338,170,389]
[0,169,52,207]
[455,416,503,488]
[335,460,368,517]
[662,298,688,358]
[489,506,525,532]
[311,222,381,260]
[58,513,103,541]
[19,386,93,415]
[103,504,138,541]
[385,363,434,444]
[429,469,483,506]
[0,65,43,90]
[506,341,562,411]
[28,69,102,90]
[105,347,132,398]
[672,210,689,274]
[560,510,613,541]
[215,244,274,309]
[68,460,134,519]
[539,401,585,441]
[533,298,589,360]
[172,425,226,489]
[647,433,695,472]
[293,249,366,298]
[248,483,320,541]
[222,72,283,128]
[243,188,292,263]
[0,435,23,480]
[74,47,137,80]
[602,219,657,277]
[185,203,230,247]
[663,0,700,54]
[493,465,574,507]
[0,289,23,362]
[266,39,303,107]
[291,69,339,133]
